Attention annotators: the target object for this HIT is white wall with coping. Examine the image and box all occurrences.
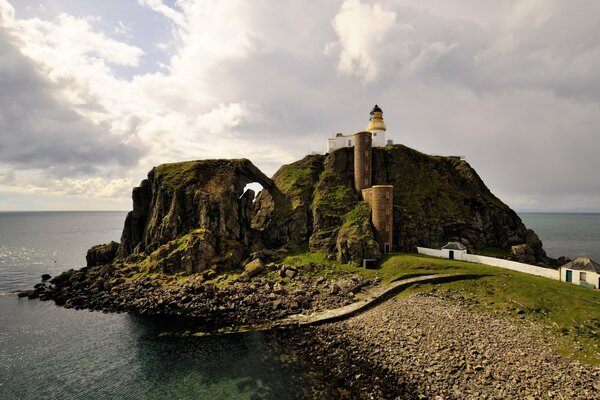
[417,247,560,281]
[417,247,443,258]
[463,254,559,280]
[560,268,600,289]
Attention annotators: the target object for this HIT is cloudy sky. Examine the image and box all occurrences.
[0,0,599,212]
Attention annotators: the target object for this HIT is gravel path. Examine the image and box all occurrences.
[291,294,600,399]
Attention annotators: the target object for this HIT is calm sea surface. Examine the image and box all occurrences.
[1,212,599,399]
[519,213,600,261]
[0,212,315,400]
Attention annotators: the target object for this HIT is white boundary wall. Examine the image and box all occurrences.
[417,247,443,258]
[417,247,560,281]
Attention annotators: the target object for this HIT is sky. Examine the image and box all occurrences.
[0,0,599,212]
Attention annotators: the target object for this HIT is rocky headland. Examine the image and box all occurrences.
[23,145,556,325]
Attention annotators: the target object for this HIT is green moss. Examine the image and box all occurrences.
[312,170,358,223]
[166,228,208,258]
[154,161,207,191]
[342,201,371,226]
[274,155,323,199]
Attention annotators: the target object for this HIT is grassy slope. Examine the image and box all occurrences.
[281,251,600,365]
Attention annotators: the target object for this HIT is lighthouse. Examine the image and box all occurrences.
[365,104,387,147]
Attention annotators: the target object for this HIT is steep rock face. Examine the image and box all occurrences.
[254,145,549,265]
[117,159,274,272]
[252,155,324,248]
[335,202,381,265]
[371,145,547,262]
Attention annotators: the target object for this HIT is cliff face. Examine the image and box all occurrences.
[116,159,276,274]
[253,145,548,265]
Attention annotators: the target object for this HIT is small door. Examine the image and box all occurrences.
[566,270,572,283]
[449,250,454,260]
[384,243,390,253]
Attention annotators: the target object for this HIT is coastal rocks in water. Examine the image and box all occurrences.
[86,241,119,267]
[26,262,373,328]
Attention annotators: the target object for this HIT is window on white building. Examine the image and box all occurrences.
[580,272,587,282]
[348,140,351,146]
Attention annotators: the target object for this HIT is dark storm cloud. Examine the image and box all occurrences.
[0,30,145,177]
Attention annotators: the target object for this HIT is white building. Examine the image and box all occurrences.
[560,257,600,289]
[327,104,390,152]
[441,242,468,260]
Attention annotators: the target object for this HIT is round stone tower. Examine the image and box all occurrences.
[353,131,372,194]
[370,185,394,253]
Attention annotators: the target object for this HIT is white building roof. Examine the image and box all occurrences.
[560,257,600,273]
[442,242,467,251]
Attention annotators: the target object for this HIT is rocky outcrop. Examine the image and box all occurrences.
[252,155,324,249]
[86,241,119,266]
[335,202,381,265]
[254,145,551,265]
[117,159,275,273]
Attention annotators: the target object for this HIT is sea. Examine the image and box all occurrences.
[1,211,599,399]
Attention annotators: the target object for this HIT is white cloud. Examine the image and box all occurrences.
[0,0,599,213]
[330,0,402,82]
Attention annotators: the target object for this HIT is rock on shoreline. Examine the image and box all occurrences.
[284,294,599,399]
[22,262,377,328]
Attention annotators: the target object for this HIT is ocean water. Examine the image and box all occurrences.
[0,212,315,400]
[519,212,600,261]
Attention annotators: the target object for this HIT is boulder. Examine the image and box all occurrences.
[244,258,265,278]
[86,241,119,267]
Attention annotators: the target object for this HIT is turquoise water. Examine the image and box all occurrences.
[519,213,600,261]
[0,212,316,399]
